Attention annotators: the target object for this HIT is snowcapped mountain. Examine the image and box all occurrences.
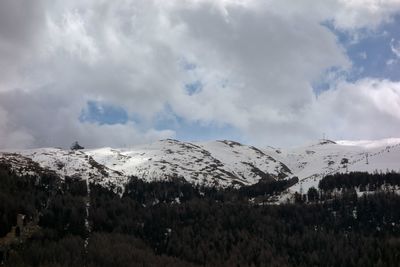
[272,138,400,197]
[1,138,399,196]
[0,139,292,192]
[86,139,292,187]
[0,148,128,193]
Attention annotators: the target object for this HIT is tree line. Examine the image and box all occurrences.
[319,171,400,192]
[1,166,400,266]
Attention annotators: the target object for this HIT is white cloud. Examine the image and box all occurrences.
[1,0,400,148]
[359,52,367,59]
[386,58,398,66]
[47,11,100,65]
[0,0,46,92]
[0,88,175,149]
[333,0,400,29]
[0,106,35,149]
[310,79,400,141]
[390,38,400,58]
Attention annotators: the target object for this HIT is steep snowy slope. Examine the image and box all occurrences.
[200,140,292,183]
[276,138,400,195]
[0,148,128,193]
[1,138,399,198]
[86,139,292,187]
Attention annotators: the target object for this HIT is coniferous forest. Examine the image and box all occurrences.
[1,165,400,266]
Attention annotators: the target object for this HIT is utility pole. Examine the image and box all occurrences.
[365,153,369,165]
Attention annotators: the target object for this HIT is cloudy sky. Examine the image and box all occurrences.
[1,0,400,149]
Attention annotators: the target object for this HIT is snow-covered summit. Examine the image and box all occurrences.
[86,139,292,188]
[0,139,292,191]
[275,138,400,196]
[1,138,399,196]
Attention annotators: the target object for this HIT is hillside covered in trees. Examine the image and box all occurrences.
[1,165,400,266]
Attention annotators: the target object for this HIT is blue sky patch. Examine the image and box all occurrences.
[79,101,128,125]
[313,17,400,95]
[326,16,400,82]
[180,58,197,71]
[312,66,348,95]
[185,80,203,95]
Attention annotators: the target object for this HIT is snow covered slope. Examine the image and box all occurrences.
[273,138,400,195]
[0,138,399,196]
[85,139,292,187]
[0,148,128,193]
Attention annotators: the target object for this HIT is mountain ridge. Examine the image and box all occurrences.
[1,138,400,199]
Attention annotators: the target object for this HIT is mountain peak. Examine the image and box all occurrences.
[317,139,337,145]
[1,137,399,199]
